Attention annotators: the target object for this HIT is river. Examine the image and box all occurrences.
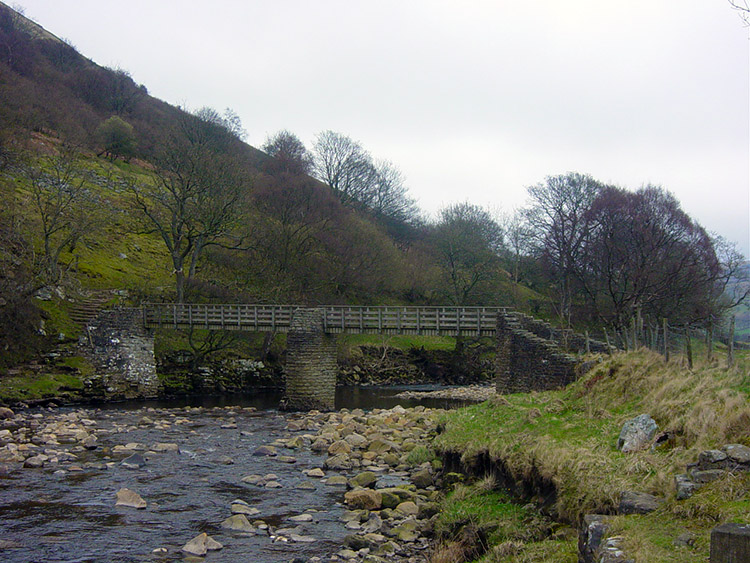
[0,386,462,563]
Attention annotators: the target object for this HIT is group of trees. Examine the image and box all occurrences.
[521,173,747,332]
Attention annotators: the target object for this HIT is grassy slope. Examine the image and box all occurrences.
[435,350,750,562]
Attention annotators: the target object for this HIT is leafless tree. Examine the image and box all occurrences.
[193,106,247,141]
[370,159,418,222]
[129,113,250,302]
[524,172,603,325]
[20,145,102,284]
[312,130,377,206]
[728,1,750,25]
[432,202,504,306]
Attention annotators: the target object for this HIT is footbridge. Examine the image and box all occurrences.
[140,303,592,411]
[142,303,502,336]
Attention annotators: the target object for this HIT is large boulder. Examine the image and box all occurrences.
[617,414,657,453]
[345,488,383,510]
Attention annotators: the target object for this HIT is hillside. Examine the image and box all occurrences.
[0,2,548,397]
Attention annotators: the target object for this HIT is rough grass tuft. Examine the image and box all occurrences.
[436,349,750,561]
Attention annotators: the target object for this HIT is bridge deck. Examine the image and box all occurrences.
[142,304,505,336]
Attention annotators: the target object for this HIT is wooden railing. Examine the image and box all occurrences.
[142,304,506,336]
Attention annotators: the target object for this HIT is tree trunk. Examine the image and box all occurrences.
[173,253,185,304]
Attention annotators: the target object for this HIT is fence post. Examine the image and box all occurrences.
[663,319,669,362]
[685,325,693,369]
[603,328,612,355]
[585,330,590,354]
[707,321,714,362]
[631,317,637,349]
[728,316,735,367]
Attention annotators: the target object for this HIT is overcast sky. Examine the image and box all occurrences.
[13,0,750,256]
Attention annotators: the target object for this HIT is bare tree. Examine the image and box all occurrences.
[729,1,750,25]
[20,145,102,284]
[575,185,728,330]
[524,172,604,324]
[262,130,312,175]
[312,130,377,206]
[193,106,247,141]
[432,202,504,306]
[500,210,532,286]
[129,113,250,302]
[370,160,418,222]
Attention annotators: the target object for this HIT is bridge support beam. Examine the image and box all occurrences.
[281,308,337,411]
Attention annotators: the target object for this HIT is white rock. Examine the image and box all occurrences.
[182,533,223,556]
[115,488,147,509]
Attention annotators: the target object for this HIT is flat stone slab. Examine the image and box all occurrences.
[618,491,663,515]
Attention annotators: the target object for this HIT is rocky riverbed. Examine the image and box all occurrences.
[0,401,446,562]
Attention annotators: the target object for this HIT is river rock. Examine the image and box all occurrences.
[617,414,657,453]
[345,433,368,448]
[329,440,352,455]
[182,533,223,556]
[379,490,401,509]
[311,438,329,452]
[368,439,392,454]
[344,534,378,550]
[392,520,420,542]
[23,455,45,468]
[0,407,14,420]
[411,468,433,488]
[285,436,306,449]
[345,489,383,510]
[289,533,316,543]
[349,471,378,489]
[221,514,255,532]
[362,513,383,534]
[231,503,260,516]
[115,488,147,509]
[307,467,326,478]
[296,480,316,490]
[121,453,146,469]
[253,445,277,456]
[395,501,419,517]
[325,454,353,470]
[152,442,180,453]
[290,513,314,522]
[326,475,349,486]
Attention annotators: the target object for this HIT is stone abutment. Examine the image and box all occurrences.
[281,308,338,411]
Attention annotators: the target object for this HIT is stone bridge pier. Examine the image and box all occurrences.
[281,308,338,411]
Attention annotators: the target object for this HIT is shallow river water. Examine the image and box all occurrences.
[0,387,461,563]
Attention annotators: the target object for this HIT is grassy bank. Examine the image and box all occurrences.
[435,350,750,562]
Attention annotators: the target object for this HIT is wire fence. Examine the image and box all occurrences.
[584,316,744,368]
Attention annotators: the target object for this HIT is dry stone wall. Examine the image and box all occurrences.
[495,313,579,394]
[281,308,337,411]
[509,312,611,354]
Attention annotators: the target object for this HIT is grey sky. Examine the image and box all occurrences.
[13,0,750,256]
